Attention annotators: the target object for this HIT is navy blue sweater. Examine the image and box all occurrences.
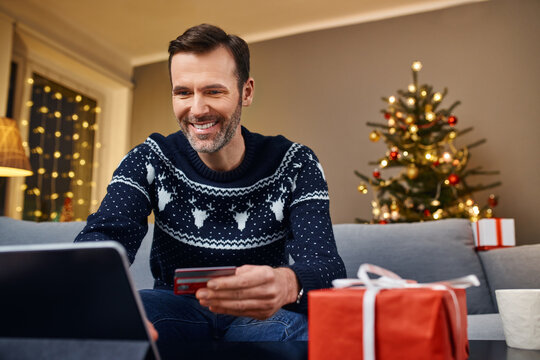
[75,127,345,313]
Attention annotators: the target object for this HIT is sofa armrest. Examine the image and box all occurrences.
[478,244,540,311]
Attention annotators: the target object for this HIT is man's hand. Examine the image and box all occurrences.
[145,319,159,341]
[195,265,299,320]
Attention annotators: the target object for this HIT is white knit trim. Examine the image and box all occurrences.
[145,138,303,197]
[291,191,330,207]
[110,176,151,203]
[156,219,288,250]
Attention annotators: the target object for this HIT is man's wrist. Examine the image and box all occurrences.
[276,267,301,305]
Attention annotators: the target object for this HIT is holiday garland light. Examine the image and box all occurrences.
[355,61,501,224]
[20,73,101,222]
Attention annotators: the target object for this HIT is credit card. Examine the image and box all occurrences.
[174,266,236,295]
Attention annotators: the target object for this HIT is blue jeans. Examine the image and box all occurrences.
[139,289,308,359]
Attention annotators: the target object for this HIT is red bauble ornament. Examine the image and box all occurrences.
[488,195,498,207]
[389,151,399,161]
[448,173,460,185]
[433,160,440,167]
[448,115,458,126]
[373,170,381,179]
[384,112,391,120]
[379,220,388,224]
[423,209,431,217]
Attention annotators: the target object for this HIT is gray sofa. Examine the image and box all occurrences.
[1,216,539,340]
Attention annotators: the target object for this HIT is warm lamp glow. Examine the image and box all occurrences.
[0,117,33,177]
[0,167,32,177]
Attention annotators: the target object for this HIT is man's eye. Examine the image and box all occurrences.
[207,90,223,95]
[174,90,191,97]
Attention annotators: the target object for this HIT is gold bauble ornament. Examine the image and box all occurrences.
[406,164,419,179]
[357,184,368,194]
[405,115,415,125]
[369,131,380,142]
[404,198,414,208]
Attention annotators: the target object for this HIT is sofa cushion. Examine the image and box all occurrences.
[478,245,540,312]
[333,219,496,314]
[133,224,155,289]
[0,216,85,245]
[0,216,154,290]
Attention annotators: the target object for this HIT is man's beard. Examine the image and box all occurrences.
[179,102,242,154]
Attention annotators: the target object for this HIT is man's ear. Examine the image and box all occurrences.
[242,78,255,106]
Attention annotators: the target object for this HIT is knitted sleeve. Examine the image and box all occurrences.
[74,144,154,264]
[285,146,346,313]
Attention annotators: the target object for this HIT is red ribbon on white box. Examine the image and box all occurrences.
[332,264,480,360]
[472,218,515,249]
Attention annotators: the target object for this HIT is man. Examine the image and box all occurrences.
[75,24,345,358]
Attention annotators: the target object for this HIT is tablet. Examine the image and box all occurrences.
[0,241,160,359]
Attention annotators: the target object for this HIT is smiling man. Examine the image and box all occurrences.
[75,24,345,359]
[171,45,250,170]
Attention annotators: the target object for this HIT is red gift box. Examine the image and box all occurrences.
[472,218,515,251]
[309,265,474,360]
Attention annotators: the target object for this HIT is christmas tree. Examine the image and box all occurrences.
[355,61,501,224]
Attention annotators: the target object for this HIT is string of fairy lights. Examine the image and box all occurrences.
[18,73,101,221]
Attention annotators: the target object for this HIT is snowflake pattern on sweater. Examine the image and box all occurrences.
[75,127,345,313]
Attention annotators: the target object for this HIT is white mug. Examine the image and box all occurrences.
[496,289,540,350]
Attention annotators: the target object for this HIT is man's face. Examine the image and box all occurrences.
[170,46,248,154]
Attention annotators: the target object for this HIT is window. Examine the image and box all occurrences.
[22,73,99,221]
[0,61,18,216]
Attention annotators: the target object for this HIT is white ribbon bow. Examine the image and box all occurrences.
[332,264,480,360]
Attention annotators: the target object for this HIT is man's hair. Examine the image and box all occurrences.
[168,24,250,92]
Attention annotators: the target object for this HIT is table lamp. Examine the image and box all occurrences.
[0,117,33,177]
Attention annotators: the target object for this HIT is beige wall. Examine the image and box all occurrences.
[131,0,540,245]
[131,61,176,146]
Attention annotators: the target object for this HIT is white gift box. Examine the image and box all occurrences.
[472,218,515,250]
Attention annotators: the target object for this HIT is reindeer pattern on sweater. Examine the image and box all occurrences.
[75,127,345,312]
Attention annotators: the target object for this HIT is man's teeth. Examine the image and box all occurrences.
[193,122,216,130]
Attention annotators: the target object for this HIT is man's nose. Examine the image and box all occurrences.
[190,94,209,117]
